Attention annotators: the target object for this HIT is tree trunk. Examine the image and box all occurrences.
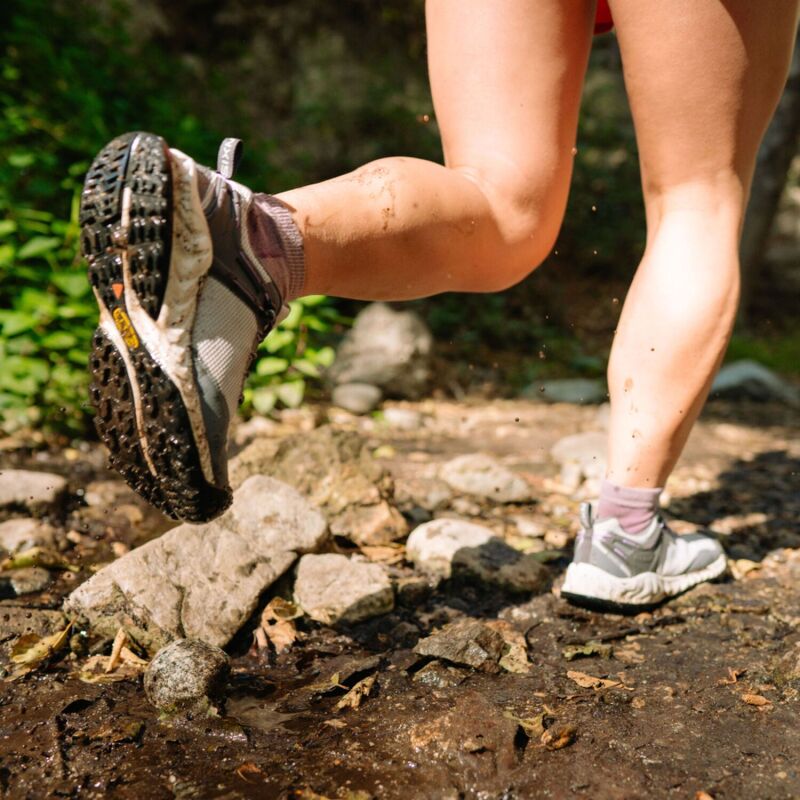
[739,32,800,326]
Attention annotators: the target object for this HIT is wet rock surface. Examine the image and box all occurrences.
[2,566,51,596]
[1,397,799,798]
[144,639,230,713]
[294,553,394,625]
[414,619,506,672]
[64,476,328,652]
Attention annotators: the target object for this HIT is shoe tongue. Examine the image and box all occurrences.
[216,138,243,178]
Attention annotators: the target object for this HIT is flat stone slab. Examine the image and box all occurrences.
[0,470,67,513]
[414,619,505,672]
[64,476,328,653]
[294,553,394,625]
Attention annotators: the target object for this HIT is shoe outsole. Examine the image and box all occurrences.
[560,554,728,614]
[81,131,231,522]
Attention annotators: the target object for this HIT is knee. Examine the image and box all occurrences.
[457,163,569,292]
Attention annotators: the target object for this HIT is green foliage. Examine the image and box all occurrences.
[243,296,347,415]
[0,197,92,432]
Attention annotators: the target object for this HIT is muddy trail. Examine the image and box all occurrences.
[0,397,798,800]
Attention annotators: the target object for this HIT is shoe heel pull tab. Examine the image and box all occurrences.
[217,138,243,179]
[579,502,594,531]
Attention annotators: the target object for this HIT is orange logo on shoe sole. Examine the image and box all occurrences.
[112,307,139,349]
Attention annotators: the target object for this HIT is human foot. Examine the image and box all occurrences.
[81,132,292,522]
[561,503,727,612]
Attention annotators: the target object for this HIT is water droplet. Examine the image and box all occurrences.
[612,298,619,305]
[591,205,597,212]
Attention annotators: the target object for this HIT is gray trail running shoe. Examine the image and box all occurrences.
[81,132,281,522]
[561,503,727,611]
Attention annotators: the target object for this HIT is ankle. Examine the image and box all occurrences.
[596,479,662,535]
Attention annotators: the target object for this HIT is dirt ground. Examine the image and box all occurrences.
[0,397,798,800]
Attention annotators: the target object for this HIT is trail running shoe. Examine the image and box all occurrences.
[80,132,281,522]
[561,503,727,612]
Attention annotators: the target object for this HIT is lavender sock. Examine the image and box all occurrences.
[596,480,663,535]
[247,194,305,305]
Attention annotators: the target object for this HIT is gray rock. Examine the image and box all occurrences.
[294,553,394,625]
[413,660,466,688]
[439,454,532,503]
[144,639,230,713]
[414,619,505,672]
[64,476,328,653]
[331,382,383,414]
[0,518,57,554]
[407,519,549,593]
[550,431,607,493]
[328,303,432,399]
[4,567,51,596]
[232,427,407,546]
[394,477,452,512]
[382,407,423,431]
[711,360,800,406]
[0,470,67,513]
[523,378,607,405]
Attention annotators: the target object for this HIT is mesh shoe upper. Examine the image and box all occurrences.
[573,503,725,579]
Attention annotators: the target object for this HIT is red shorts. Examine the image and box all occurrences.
[595,0,614,34]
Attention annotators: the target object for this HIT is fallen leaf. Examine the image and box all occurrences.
[566,670,621,690]
[541,724,577,750]
[76,645,148,684]
[335,673,377,711]
[730,559,761,581]
[235,762,267,784]
[696,792,715,800]
[8,622,73,680]
[615,641,645,664]
[717,667,745,686]
[88,719,144,743]
[260,598,301,654]
[505,711,548,738]
[742,693,771,707]
[562,641,613,662]
[1,547,78,572]
[323,719,347,729]
[359,544,405,565]
[106,628,127,672]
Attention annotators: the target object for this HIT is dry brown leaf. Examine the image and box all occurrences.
[260,598,301,653]
[106,628,127,672]
[335,673,377,711]
[615,641,645,664]
[235,762,267,784]
[8,622,73,680]
[566,670,620,690]
[359,544,405,565]
[741,693,771,707]
[696,792,715,800]
[562,641,613,662]
[541,724,577,750]
[323,719,347,729]
[717,667,745,686]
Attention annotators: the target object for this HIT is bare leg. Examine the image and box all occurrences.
[606,0,800,487]
[277,0,596,300]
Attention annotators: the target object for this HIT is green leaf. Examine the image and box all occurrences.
[252,386,277,415]
[255,356,289,377]
[40,331,77,350]
[281,302,303,330]
[52,272,90,299]
[0,311,38,336]
[292,358,320,378]
[276,380,305,409]
[17,236,61,260]
[0,220,17,238]
[263,328,295,354]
